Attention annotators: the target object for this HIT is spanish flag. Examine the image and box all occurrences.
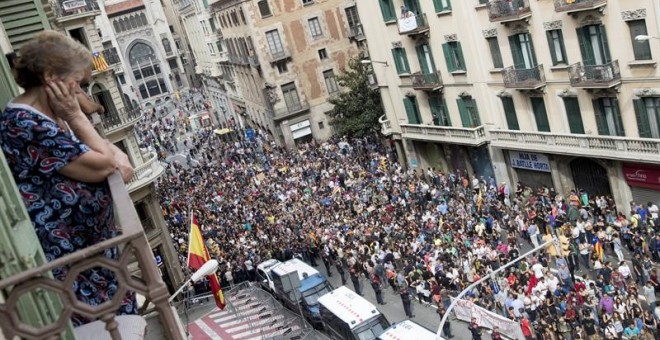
[92,52,109,72]
[187,213,226,310]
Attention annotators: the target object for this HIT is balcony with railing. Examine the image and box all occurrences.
[490,129,660,163]
[503,64,546,89]
[379,115,393,136]
[268,48,291,63]
[398,13,429,36]
[554,0,607,13]
[0,172,184,339]
[568,60,621,88]
[52,0,101,22]
[411,71,443,91]
[127,152,165,192]
[348,24,366,41]
[487,0,532,23]
[273,100,310,121]
[400,124,488,146]
[102,107,143,133]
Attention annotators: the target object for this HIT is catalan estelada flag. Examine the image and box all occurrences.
[92,52,109,72]
[187,213,226,310]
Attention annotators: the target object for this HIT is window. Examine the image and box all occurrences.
[323,70,339,94]
[487,37,503,69]
[258,0,272,17]
[633,98,660,138]
[433,0,451,12]
[318,121,325,129]
[429,96,451,126]
[509,33,537,69]
[68,28,89,49]
[378,0,396,22]
[530,97,550,132]
[168,59,178,70]
[117,74,126,85]
[302,0,314,5]
[208,43,215,55]
[500,97,519,130]
[628,20,652,60]
[266,30,284,54]
[209,18,216,32]
[457,97,480,127]
[308,17,323,38]
[442,42,466,72]
[416,44,437,74]
[318,48,328,60]
[593,97,624,136]
[576,24,611,65]
[478,0,488,4]
[403,97,421,124]
[392,47,410,74]
[563,97,585,134]
[281,82,301,110]
[546,29,568,66]
[345,6,360,29]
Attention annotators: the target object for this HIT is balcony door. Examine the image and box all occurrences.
[91,83,116,116]
[577,25,611,66]
[403,0,421,14]
[509,33,537,70]
[345,6,360,29]
[281,82,301,111]
[415,44,436,76]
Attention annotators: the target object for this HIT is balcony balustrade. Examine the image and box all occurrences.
[398,13,429,36]
[487,0,532,23]
[348,24,366,41]
[554,0,607,13]
[273,100,310,121]
[53,0,101,22]
[102,107,143,133]
[400,124,488,146]
[379,115,393,136]
[127,152,164,192]
[268,49,291,63]
[411,71,443,91]
[569,60,621,88]
[503,64,546,89]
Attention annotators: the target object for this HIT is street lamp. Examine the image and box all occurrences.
[168,259,219,303]
[635,34,660,41]
[361,59,388,66]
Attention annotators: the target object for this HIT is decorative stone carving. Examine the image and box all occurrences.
[510,24,528,35]
[264,83,279,104]
[405,91,416,98]
[444,34,457,42]
[557,88,578,97]
[482,29,497,38]
[392,41,403,48]
[621,9,646,21]
[580,15,602,27]
[633,88,660,97]
[458,91,471,98]
[543,21,562,31]
[496,90,511,98]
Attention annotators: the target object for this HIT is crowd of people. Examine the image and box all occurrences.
[138,95,660,340]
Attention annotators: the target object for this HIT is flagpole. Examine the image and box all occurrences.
[185,207,193,269]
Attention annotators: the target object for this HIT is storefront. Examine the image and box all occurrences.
[509,151,553,189]
[623,163,660,205]
[290,120,313,144]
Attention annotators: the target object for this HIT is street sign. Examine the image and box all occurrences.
[245,128,254,140]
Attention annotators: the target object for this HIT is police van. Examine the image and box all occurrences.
[255,258,282,293]
[318,286,390,340]
[378,320,436,340]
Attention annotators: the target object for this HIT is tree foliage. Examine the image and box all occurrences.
[327,52,384,138]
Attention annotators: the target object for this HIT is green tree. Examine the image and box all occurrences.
[327,53,384,138]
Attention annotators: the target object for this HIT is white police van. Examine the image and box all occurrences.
[318,286,390,340]
[255,258,282,292]
[378,320,436,340]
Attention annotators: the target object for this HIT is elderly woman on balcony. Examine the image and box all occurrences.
[0,31,136,326]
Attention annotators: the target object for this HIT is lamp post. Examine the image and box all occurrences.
[361,59,388,66]
[634,34,660,41]
[169,259,219,303]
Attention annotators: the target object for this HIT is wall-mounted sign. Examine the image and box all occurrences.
[623,163,660,190]
[62,0,87,11]
[509,151,551,172]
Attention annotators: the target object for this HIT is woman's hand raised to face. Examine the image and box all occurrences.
[44,80,84,123]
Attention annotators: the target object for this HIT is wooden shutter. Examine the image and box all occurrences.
[509,35,525,70]
[0,0,51,51]
[598,25,612,64]
[633,99,651,138]
[531,97,550,132]
[441,97,452,126]
[429,96,442,125]
[392,49,403,74]
[629,20,652,60]
[501,97,520,130]
[546,31,558,66]
[456,98,470,127]
[592,99,609,135]
[467,98,481,126]
[379,0,395,21]
[577,27,595,66]
[442,43,455,72]
[527,33,538,67]
[404,97,420,124]
[488,37,503,68]
[455,42,465,70]
[416,45,430,74]
[563,97,585,134]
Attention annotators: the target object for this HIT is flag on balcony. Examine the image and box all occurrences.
[92,52,109,72]
[187,212,226,310]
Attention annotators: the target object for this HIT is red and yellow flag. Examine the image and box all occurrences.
[187,213,225,310]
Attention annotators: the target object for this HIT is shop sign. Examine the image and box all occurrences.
[509,151,551,172]
[623,163,660,190]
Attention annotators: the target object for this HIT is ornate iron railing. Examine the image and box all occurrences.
[411,71,443,90]
[487,0,531,22]
[102,107,143,133]
[554,0,607,12]
[503,64,545,89]
[568,60,620,87]
[52,0,100,21]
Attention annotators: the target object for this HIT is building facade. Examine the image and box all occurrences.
[161,0,197,89]
[205,0,363,148]
[5,0,185,291]
[358,0,660,213]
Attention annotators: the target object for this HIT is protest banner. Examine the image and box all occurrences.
[451,297,525,340]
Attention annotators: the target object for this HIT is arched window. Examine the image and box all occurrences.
[119,18,126,32]
[139,13,147,26]
[162,38,171,54]
[113,20,120,32]
[129,42,156,65]
[129,15,138,29]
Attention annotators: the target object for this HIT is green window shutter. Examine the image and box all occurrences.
[442,43,455,72]
[629,20,652,60]
[487,37,504,69]
[0,0,51,51]
[441,97,451,126]
[598,25,612,63]
[531,97,551,132]
[527,34,538,67]
[416,45,430,74]
[634,99,652,138]
[592,99,609,135]
[577,27,595,66]
[401,51,410,73]
[379,0,395,21]
[501,97,520,130]
[433,0,442,12]
[446,0,452,10]
[455,42,466,71]
[392,49,404,74]
[457,98,470,127]
[563,97,585,134]
[404,97,420,124]
[509,35,525,70]
[546,31,558,65]
[467,98,481,126]
[429,97,441,125]
[611,99,624,136]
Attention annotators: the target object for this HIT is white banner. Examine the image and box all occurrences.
[399,16,418,33]
[451,297,525,340]
[509,151,551,172]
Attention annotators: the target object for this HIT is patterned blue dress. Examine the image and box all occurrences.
[0,103,137,326]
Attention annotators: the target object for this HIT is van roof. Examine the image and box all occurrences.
[318,286,380,329]
[378,320,435,340]
[256,259,281,272]
[271,258,319,281]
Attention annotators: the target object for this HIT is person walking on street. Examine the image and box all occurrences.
[335,259,346,285]
[371,273,386,305]
[350,263,362,296]
[491,326,503,340]
[468,317,482,340]
[399,284,414,318]
[321,252,333,278]
[436,305,453,338]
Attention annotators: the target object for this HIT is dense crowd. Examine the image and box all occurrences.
[137,96,660,340]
